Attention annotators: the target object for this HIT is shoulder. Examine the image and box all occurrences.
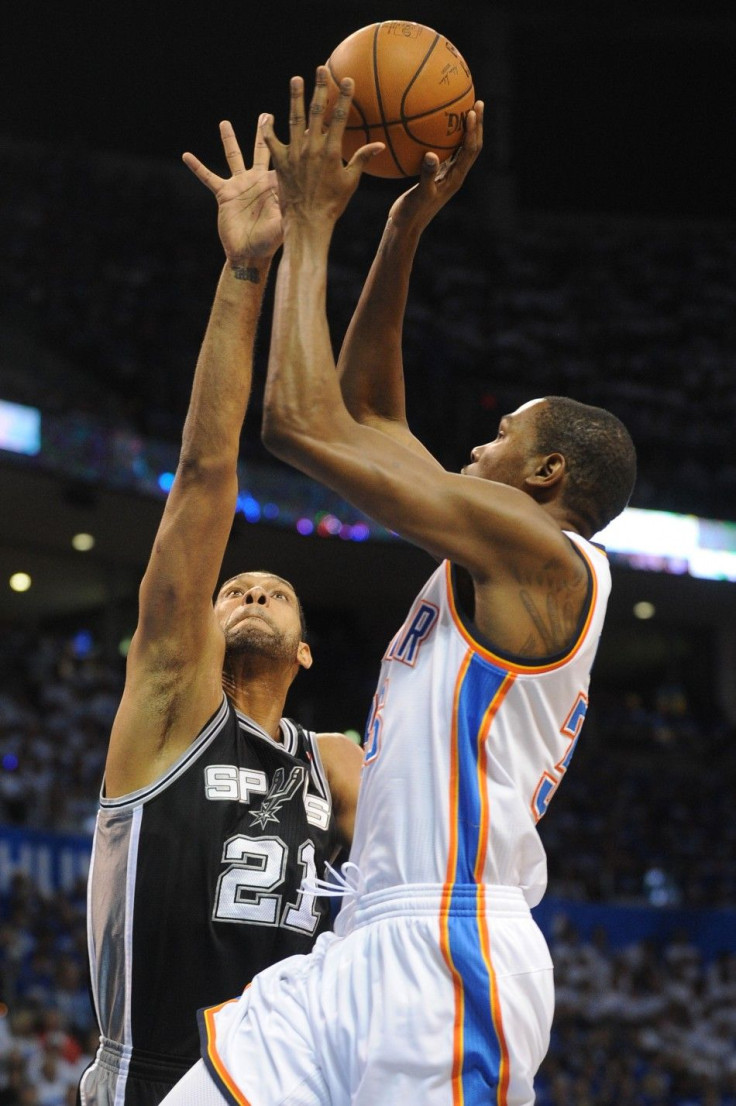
[315,732,364,767]
[315,733,363,793]
[466,522,594,660]
[315,733,363,849]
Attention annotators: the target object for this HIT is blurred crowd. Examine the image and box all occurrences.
[2,140,736,522]
[0,631,114,837]
[537,919,736,1103]
[0,870,95,1106]
[539,690,736,909]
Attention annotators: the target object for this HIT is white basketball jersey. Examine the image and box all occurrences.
[351,533,611,907]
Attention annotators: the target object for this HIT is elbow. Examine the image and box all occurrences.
[261,405,302,464]
[262,388,350,467]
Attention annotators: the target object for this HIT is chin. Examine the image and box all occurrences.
[226,629,296,664]
[226,626,272,652]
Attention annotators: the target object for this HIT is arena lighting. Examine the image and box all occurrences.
[237,493,261,523]
[0,399,41,455]
[633,601,656,620]
[7,408,735,574]
[595,508,736,582]
[9,572,32,592]
[72,630,94,657]
[71,532,95,551]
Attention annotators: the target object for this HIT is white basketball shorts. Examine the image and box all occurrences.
[184,884,554,1106]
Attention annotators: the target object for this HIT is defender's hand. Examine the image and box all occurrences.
[183,119,283,266]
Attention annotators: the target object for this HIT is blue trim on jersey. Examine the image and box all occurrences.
[449,657,510,1099]
[453,656,507,883]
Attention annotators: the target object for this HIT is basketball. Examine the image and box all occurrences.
[323,21,475,178]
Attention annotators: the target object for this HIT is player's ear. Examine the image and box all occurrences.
[526,452,565,490]
[297,641,313,670]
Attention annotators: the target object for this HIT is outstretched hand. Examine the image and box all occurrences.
[260,67,385,236]
[388,101,484,233]
[183,119,283,266]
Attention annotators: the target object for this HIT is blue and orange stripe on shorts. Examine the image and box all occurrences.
[440,651,516,1105]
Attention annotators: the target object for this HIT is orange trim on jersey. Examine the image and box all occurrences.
[472,673,515,882]
[202,996,253,1106]
[530,771,558,824]
[474,676,514,1104]
[444,543,600,674]
[440,650,473,1103]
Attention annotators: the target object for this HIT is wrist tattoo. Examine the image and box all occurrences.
[231,265,260,283]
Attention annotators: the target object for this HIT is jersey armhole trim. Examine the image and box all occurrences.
[198,999,253,1106]
[303,727,330,803]
[446,539,598,674]
[100,695,230,809]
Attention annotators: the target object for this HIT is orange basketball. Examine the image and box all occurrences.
[324,21,475,178]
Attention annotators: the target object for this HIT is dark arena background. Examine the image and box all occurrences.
[1,1,735,1102]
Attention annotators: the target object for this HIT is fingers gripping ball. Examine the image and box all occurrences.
[324,21,475,178]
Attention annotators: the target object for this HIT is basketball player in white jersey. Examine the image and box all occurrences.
[161,73,636,1106]
[80,116,363,1106]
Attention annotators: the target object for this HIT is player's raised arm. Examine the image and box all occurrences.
[261,74,568,579]
[337,102,484,465]
[105,119,282,796]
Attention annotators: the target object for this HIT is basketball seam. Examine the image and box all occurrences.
[373,22,406,176]
[342,90,474,127]
[400,31,441,132]
[342,80,474,153]
[401,88,475,128]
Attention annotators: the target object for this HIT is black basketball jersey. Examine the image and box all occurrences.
[86,695,339,1070]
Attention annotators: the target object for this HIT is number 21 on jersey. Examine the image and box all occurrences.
[213,834,321,934]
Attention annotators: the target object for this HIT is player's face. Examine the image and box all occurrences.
[461,399,545,488]
[215,572,304,661]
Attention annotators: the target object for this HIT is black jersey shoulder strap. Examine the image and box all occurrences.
[282,718,331,803]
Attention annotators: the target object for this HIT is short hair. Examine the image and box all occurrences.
[535,397,637,535]
[217,571,308,641]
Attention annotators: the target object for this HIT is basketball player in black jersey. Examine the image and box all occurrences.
[79,116,363,1106]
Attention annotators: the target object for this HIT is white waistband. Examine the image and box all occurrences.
[335,882,531,935]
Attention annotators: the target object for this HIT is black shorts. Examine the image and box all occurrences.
[78,1040,195,1106]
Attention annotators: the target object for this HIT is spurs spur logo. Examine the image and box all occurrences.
[249,766,305,829]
